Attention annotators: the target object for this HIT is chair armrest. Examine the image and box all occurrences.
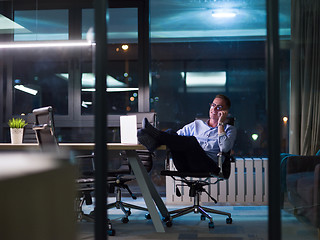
[287,156,320,174]
[217,151,234,179]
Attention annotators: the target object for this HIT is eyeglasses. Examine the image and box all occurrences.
[210,103,223,111]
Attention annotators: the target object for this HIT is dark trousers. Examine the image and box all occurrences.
[160,130,220,173]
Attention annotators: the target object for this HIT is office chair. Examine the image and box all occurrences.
[22,113,38,143]
[161,117,235,229]
[106,112,157,223]
[32,106,58,151]
[32,106,116,236]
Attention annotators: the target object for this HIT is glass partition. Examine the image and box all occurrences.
[81,8,139,115]
[12,51,69,115]
[14,9,68,41]
[281,0,320,239]
[150,1,274,158]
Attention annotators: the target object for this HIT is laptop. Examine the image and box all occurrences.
[120,115,138,144]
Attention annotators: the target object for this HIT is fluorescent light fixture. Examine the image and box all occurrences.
[212,11,236,18]
[81,101,92,108]
[82,88,139,92]
[0,40,95,49]
[57,73,126,88]
[14,85,38,95]
[58,73,138,92]
[185,72,226,87]
[81,73,127,88]
[107,88,138,92]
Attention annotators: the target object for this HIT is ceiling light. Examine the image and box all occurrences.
[184,72,226,87]
[212,11,236,18]
[0,40,95,49]
[14,85,38,95]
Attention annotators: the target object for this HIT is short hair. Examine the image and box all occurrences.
[215,94,231,110]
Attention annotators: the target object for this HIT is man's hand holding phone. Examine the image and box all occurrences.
[218,111,228,123]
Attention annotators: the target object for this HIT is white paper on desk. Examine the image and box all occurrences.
[120,115,138,144]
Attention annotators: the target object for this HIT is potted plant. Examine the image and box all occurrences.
[8,118,27,144]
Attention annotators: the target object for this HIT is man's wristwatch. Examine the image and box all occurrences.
[218,122,224,126]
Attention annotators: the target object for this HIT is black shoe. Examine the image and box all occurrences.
[222,156,231,179]
[142,118,161,139]
[137,129,160,153]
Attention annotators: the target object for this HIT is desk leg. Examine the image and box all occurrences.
[126,150,166,233]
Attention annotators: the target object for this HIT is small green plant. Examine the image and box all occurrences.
[8,118,27,128]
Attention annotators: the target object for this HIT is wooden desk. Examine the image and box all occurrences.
[0,143,169,232]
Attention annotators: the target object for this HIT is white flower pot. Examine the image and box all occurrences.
[10,128,24,144]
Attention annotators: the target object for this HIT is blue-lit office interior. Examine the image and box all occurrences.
[0,0,319,239]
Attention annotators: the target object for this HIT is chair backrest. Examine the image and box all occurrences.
[23,113,37,143]
[32,106,58,151]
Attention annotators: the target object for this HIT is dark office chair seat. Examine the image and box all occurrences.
[161,117,235,229]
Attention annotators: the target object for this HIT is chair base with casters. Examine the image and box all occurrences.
[107,175,151,223]
[105,149,154,223]
[76,178,116,236]
[161,152,234,228]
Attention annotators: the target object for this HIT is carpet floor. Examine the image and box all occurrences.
[77,197,318,240]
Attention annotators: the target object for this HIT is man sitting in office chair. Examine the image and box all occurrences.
[137,94,236,178]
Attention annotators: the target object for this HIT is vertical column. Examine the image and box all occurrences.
[267,0,281,238]
[138,0,150,112]
[94,0,108,239]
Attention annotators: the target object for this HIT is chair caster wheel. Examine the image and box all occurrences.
[145,213,151,219]
[162,216,170,222]
[121,217,129,223]
[226,217,232,224]
[108,229,116,236]
[201,215,206,221]
[208,222,214,228]
[166,221,173,227]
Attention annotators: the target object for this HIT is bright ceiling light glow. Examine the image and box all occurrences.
[14,85,38,95]
[212,11,236,18]
[58,73,126,88]
[185,72,226,87]
[0,40,95,49]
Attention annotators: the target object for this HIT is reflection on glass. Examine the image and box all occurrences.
[81,8,138,115]
[150,0,279,238]
[80,72,139,115]
[13,59,68,115]
[14,10,68,41]
[281,0,319,239]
